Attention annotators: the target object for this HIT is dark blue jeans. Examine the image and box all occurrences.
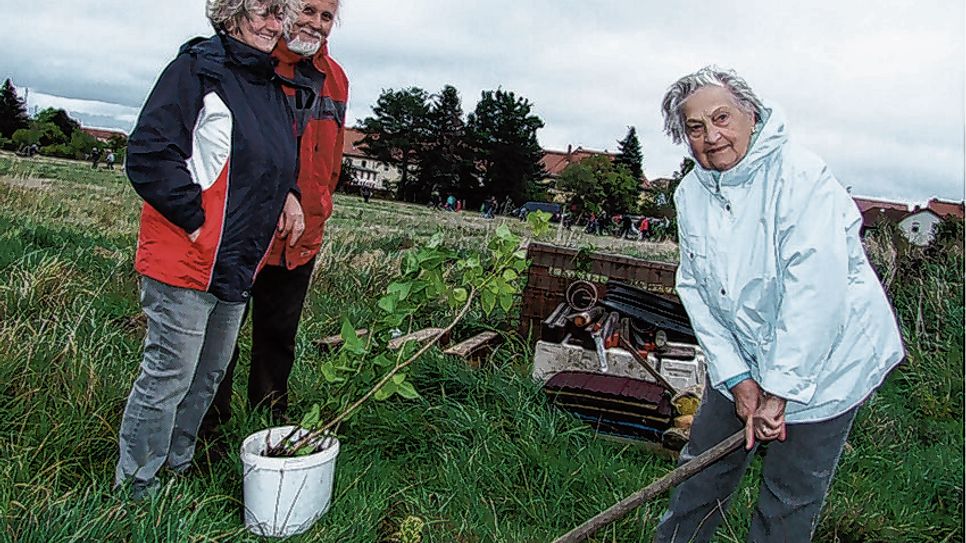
[654,385,860,543]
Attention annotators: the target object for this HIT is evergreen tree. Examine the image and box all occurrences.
[467,89,546,204]
[614,126,644,180]
[358,87,431,202]
[0,79,30,140]
[419,85,477,204]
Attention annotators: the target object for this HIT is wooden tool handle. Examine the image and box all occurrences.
[552,429,745,543]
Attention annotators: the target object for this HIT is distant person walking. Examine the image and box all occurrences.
[106,150,116,170]
[90,147,101,169]
[203,0,349,435]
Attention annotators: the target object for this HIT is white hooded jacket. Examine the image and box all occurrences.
[674,104,905,423]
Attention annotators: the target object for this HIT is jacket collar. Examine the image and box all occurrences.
[221,33,278,80]
[691,103,788,191]
[180,33,278,82]
[273,39,327,91]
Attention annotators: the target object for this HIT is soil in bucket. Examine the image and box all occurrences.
[240,426,341,537]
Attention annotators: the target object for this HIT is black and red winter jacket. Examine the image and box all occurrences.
[127,34,310,303]
[266,40,348,269]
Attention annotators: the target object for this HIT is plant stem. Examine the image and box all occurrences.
[269,287,479,456]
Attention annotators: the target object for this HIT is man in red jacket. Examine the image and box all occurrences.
[203,0,348,433]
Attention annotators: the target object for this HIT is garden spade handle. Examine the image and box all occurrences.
[552,429,745,543]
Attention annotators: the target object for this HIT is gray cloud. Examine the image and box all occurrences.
[2,0,962,201]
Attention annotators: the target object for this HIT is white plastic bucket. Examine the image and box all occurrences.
[240,426,341,538]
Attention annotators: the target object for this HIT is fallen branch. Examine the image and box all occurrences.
[553,429,744,543]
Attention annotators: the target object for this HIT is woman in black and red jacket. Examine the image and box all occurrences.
[115,0,309,497]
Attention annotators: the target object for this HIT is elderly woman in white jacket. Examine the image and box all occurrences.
[653,67,904,543]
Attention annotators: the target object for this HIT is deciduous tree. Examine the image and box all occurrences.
[557,155,639,215]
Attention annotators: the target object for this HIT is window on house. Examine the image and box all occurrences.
[361,160,367,168]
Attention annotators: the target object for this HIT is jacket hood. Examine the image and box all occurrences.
[691,102,789,191]
[178,34,278,81]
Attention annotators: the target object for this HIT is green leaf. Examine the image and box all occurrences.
[387,281,413,301]
[377,294,397,314]
[321,362,345,384]
[403,252,420,275]
[299,403,321,430]
[499,293,514,312]
[397,380,421,400]
[427,231,444,249]
[374,381,397,401]
[373,354,394,368]
[502,269,518,281]
[295,445,316,456]
[481,290,496,315]
[392,373,406,385]
[513,249,527,260]
[453,287,468,303]
[495,223,513,240]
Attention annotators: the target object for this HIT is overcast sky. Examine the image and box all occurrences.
[3,0,963,203]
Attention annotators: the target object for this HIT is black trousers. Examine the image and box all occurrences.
[201,258,315,432]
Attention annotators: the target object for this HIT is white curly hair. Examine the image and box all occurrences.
[661,66,765,145]
[206,0,303,35]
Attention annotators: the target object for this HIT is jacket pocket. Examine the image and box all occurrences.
[682,233,709,282]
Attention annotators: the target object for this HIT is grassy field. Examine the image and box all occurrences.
[0,152,962,542]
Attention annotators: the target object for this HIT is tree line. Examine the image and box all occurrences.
[356,85,547,208]
[0,79,127,161]
[354,84,663,218]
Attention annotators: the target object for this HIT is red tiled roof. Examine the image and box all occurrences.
[343,127,367,157]
[82,127,127,142]
[541,146,616,177]
[861,207,908,228]
[852,196,908,214]
[926,198,965,220]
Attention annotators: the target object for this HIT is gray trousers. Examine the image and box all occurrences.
[115,277,246,492]
[654,386,859,543]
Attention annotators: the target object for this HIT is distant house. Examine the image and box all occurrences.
[899,209,944,246]
[81,127,127,143]
[341,128,401,192]
[855,195,964,246]
[924,198,965,220]
[540,145,621,202]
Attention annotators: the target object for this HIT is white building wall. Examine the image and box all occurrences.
[344,155,401,191]
[899,211,943,246]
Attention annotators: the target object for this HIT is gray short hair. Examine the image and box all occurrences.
[206,0,303,35]
[661,66,765,145]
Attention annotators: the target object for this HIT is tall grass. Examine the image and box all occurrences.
[0,153,962,542]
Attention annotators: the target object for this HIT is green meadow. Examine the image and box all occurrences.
[0,152,961,542]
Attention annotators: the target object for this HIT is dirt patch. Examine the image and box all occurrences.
[0,176,51,190]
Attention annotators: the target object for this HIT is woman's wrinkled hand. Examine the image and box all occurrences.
[731,379,762,450]
[277,193,305,247]
[754,393,787,444]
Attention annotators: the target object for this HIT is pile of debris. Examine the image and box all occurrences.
[532,281,705,451]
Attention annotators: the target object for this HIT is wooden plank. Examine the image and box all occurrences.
[443,331,500,358]
[315,328,368,353]
[387,327,449,350]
